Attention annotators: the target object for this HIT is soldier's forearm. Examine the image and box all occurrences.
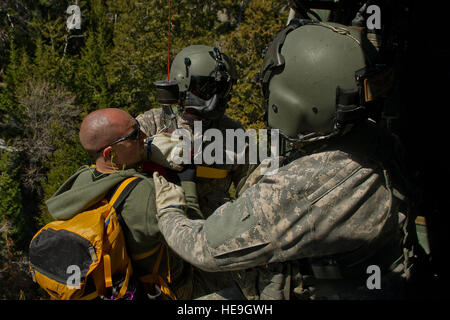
[157,208,275,273]
[157,212,220,272]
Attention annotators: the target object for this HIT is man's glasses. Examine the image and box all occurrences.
[97,120,141,153]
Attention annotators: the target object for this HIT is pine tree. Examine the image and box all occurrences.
[0,149,26,250]
[222,0,289,129]
[107,0,169,116]
[74,30,112,113]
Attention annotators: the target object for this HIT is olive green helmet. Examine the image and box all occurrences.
[169,45,237,119]
[260,20,378,140]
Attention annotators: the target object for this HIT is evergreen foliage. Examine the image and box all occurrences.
[0,149,24,249]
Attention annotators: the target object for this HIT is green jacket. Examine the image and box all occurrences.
[46,166,200,298]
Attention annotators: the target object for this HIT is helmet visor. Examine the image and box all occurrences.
[190,76,232,101]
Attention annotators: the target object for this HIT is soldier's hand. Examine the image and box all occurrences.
[146,133,185,171]
[153,171,186,218]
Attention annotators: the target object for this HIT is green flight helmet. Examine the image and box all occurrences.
[260,20,378,140]
[169,45,237,119]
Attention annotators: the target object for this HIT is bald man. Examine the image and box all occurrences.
[45,108,202,299]
[79,108,146,171]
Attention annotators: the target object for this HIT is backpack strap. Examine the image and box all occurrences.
[104,176,142,299]
[106,177,179,300]
[137,243,178,300]
[109,176,143,210]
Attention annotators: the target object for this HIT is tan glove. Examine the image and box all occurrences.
[146,133,188,171]
[153,171,186,218]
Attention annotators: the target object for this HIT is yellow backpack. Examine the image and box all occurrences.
[29,177,141,300]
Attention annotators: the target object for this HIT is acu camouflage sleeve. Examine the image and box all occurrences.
[158,150,396,273]
[136,109,161,136]
[157,165,285,272]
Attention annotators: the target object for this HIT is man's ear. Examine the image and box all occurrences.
[102,146,113,161]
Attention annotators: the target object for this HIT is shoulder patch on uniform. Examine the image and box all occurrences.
[204,196,258,250]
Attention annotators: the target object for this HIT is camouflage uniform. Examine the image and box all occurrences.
[137,107,251,218]
[157,121,419,299]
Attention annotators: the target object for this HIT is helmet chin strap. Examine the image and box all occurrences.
[278,128,345,159]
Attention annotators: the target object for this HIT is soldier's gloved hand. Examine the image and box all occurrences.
[153,171,186,218]
[145,133,185,171]
[176,164,196,182]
